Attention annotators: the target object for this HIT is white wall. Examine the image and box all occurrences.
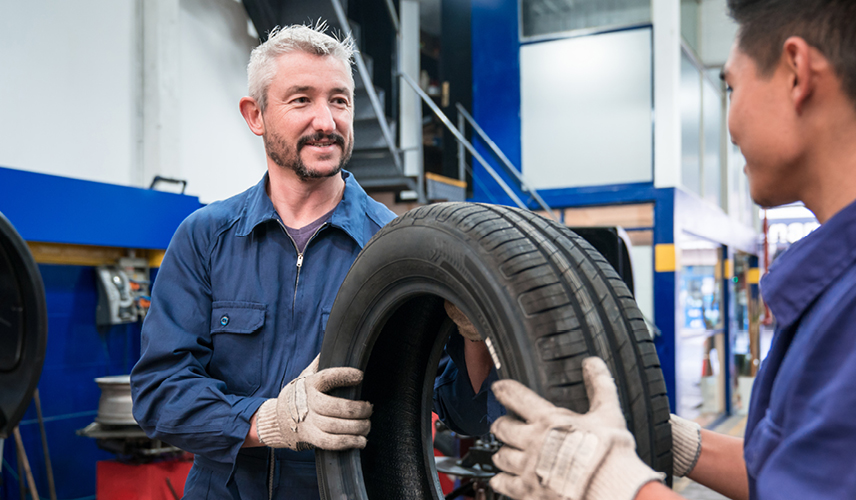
[0,1,265,204]
[521,28,653,189]
[0,0,139,186]
[179,0,265,203]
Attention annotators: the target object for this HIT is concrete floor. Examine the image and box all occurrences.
[672,414,747,500]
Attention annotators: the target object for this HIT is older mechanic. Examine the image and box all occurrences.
[130,24,396,499]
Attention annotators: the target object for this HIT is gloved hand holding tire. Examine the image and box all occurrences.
[490,357,665,500]
[256,355,372,451]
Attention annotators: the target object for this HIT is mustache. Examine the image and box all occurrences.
[297,132,346,150]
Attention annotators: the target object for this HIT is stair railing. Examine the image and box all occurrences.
[399,72,555,216]
[455,104,558,219]
[329,0,414,186]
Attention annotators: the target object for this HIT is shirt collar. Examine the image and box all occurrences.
[235,170,372,248]
[761,198,856,330]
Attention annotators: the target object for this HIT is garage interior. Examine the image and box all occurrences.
[0,0,821,499]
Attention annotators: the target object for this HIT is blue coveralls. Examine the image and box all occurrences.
[130,171,395,499]
[433,332,502,436]
[744,198,856,499]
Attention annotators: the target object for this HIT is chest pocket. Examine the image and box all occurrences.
[210,301,266,396]
[744,409,784,481]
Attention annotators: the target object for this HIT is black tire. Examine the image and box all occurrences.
[0,212,48,439]
[316,202,671,499]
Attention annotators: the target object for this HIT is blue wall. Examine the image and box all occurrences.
[2,265,142,500]
[470,0,523,206]
[0,166,201,248]
[0,167,200,499]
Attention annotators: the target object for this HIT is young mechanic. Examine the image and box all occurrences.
[484,1,856,499]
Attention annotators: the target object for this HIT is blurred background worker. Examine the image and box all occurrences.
[487,0,856,499]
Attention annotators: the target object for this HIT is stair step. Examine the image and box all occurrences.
[354,87,385,120]
[354,118,396,150]
[348,21,361,47]
[354,54,373,89]
[347,149,413,192]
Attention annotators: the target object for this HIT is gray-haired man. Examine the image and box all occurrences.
[131,24,395,499]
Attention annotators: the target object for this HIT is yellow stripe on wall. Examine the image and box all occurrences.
[655,244,676,272]
[26,242,167,268]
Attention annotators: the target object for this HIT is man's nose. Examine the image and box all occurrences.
[310,103,336,133]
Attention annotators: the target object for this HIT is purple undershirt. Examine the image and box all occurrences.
[284,205,337,254]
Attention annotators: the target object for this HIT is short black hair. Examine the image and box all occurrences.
[728,0,856,104]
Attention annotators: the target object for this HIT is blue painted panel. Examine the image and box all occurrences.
[471,0,522,205]
[2,264,141,500]
[0,166,202,248]
[653,189,677,412]
[537,182,658,208]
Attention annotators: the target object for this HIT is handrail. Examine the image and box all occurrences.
[399,72,531,212]
[455,104,558,220]
[383,0,400,35]
[330,0,402,174]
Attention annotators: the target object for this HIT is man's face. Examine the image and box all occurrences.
[723,43,806,208]
[262,51,354,181]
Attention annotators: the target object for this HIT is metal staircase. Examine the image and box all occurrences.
[240,0,556,216]
[241,0,418,197]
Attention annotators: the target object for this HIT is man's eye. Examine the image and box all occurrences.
[292,97,310,104]
[725,85,733,95]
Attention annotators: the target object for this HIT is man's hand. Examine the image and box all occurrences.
[256,355,372,450]
[489,357,664,500]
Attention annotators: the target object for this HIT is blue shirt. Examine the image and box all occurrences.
[745,198,856,499]
[434,333,500,436]
[130,171,395,499]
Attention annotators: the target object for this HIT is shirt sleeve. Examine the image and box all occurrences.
[752,298,856,499]
[130,216,266,466]
[433,332,503,436]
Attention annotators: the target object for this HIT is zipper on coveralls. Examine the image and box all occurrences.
[267,219,329,500]
[278,220,329,309]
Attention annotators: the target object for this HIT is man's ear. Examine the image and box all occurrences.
[239,97,265,137]
[782,36,817,114]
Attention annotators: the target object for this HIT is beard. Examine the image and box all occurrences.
[265,130,353,181]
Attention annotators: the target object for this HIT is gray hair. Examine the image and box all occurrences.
[247,22,356,112]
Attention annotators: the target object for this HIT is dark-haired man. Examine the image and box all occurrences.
[486,1,856,499]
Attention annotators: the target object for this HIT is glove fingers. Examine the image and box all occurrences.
[310,391,373,419]
[312,367,364,393]
[491,415,534,449]
[310,413,371,437]
[307,431,368,451]
[491,379,561,422]
[489,473,532,500]
[581,357,622,421]
[493,445,530,476]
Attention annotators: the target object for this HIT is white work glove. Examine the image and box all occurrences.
[256,355,372,451]
[670,413,702,477]
[444,300,483,342]
[489,357,664,500]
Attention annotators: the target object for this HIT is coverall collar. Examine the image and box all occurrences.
[761,198,856,330]
[235,170,372,249]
